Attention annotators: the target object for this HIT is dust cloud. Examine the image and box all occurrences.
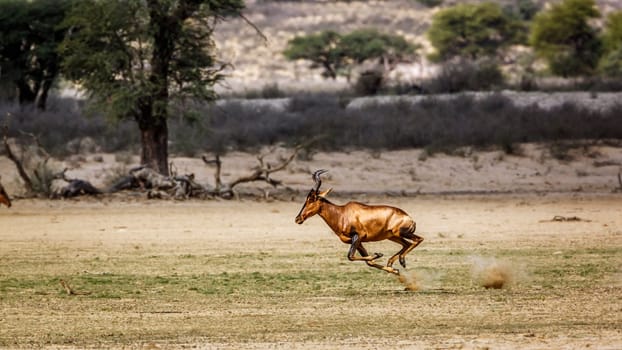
[470,256,516,289]
[397,269,443,291]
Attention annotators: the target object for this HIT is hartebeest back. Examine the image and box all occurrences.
[295,170,423,275]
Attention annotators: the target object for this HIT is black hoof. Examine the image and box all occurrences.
[373,252,384,259]
[399,256,406,268]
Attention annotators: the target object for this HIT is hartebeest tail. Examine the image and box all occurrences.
[295,170,423,275]
[0,176,11,208]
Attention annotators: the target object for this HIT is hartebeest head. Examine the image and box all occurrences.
[295,169,332,224]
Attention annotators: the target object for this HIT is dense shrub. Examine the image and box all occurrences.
[0,96,137,156]
[168,93,622,154]
[353,70,384,96]
[2,93,622,158]
[422,60,505,93]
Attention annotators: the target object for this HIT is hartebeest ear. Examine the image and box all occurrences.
[318,188,332,198]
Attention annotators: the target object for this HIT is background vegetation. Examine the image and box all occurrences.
[2,93,621,159]
[1,0,622,173]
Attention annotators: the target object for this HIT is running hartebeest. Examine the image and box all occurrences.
[295,170,423,275]
[0,176,11,208]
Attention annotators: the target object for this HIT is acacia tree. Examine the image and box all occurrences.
[283,30,342,79]
[339,29,416,71]
[284,29,417,82]
[529,0,602,77]
[0,0,71,109]
[60,0,245,175]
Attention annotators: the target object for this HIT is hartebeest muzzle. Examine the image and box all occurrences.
[295,196,312,224]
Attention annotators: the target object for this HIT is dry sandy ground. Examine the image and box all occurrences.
[1,143,622,349]
[0,194,621,349]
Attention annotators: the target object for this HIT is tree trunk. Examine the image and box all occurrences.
[35,75,55,111]
[137,0,199,176]
[139,119,169,176]
[16,79,36,106]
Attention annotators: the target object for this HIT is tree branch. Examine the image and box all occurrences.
[2,121,34,193]
[202,154,222,191]
[224,144,303,192]
[238,12,267,44]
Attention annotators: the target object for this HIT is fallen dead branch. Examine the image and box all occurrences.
[540,216,591,223]
[110,145,302,200]
[109,145,303,200]
[50,168,102,199]
[109,165,204,200]
[59,279,91,296]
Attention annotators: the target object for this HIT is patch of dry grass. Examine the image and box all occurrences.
[0,197,621,348]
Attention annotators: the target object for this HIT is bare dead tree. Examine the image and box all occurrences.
[3,113,102,199]
[2,123,34,193]
[2,116,60,196]
[18,130,50,159]
[203,145,303,198]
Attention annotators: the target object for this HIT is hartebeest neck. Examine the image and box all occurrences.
[317,199,346,234]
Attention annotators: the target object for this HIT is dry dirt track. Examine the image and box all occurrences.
[0,194,621,349]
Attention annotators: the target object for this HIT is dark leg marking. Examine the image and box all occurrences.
[348,234,398,275]
[347,233,381,261]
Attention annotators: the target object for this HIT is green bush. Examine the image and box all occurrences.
[529,0,602,77]
[428,2,519,62]
[599,11,622,76]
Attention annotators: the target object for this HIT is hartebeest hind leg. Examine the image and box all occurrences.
[387,237,412,268]
[349,233,400,275]
[387,227,424,269]
[400,235,423,265]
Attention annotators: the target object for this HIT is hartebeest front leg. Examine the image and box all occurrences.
[349,233,400,275]
[358,246,401,275]
[347,233,382,262]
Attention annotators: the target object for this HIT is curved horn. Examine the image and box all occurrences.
[312,169,327,192]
